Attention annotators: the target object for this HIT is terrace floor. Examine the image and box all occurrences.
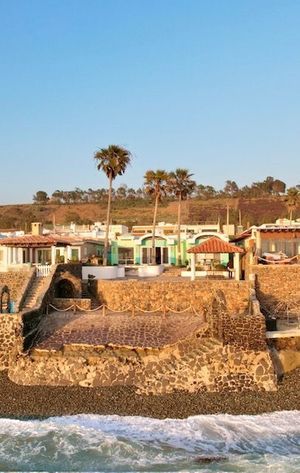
[35,311,206,350]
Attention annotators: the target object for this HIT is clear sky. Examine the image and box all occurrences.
[0,0,299,204]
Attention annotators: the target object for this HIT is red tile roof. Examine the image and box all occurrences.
[0,235,78,247]
[187,237,244,254]
[0,235,55,247]
[0,233,104,247]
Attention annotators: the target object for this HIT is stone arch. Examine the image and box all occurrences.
[55,279,76,298]
[139,235,167,245]
[53,270,82,299]
[0,286,11,313]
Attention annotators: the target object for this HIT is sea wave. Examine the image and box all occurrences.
[0,411,299,472]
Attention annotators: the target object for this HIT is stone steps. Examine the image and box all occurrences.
[22,278,45,310]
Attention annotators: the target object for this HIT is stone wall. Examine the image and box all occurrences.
[209,288,267,351]
[0,314,22,370]
[252,265,300,313]
[93,280,250,315]
[3,271,279,394]
[48,263,82,299]
[0,269,33,310]
[9,325,276,393]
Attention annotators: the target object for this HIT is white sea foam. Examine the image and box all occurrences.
[0,411,299,472]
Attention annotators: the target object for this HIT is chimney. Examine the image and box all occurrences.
[31,222,43,236]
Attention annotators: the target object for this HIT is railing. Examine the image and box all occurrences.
[118,258,135,265]
[36,264,52,277]
[47,302,205,318]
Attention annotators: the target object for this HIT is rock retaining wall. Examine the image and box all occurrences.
[93,280,250,315]
[9,325,276,393]
[0,314,22,370]
[0,269,33,311]
[252,265,300,313]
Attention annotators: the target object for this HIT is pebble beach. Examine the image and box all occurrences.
[1,369,299,419]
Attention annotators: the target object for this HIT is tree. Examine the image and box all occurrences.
[272,179,286,195]
[51,190,64,204]
[144,169,169,264]
[168,169,196,265]
[94,145,132,265]
[33,191,49,204]
[223,180,239,197]
[285,187,300,222]
[196,185,217,199]
[116,184,128,200]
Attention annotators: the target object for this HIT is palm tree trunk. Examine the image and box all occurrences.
[151,194,159,264]
[177,193,182,266]
[103,172,112,266]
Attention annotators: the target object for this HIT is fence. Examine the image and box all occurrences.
[36,264,52,277]
[47,302,205,318]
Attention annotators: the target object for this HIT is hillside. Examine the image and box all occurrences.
[0,196,292,231]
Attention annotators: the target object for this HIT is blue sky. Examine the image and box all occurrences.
[0,0,299,204]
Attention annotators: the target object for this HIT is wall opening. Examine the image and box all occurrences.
[0,286,11,313]
[55,279,76,298]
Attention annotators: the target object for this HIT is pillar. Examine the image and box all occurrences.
[256,230,262,257]
[51,246,56,265]
[190,253,196,281]
[234,253,241,281]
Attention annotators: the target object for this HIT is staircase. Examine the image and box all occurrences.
[81,283,100,309]
[22,278,46,310]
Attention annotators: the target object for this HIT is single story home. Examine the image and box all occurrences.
[0,233,104,271]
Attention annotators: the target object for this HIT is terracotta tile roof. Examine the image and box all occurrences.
[187,237,244,254]
[0,235,77,247]
[0,233,105,247]
[0,235,53,247]
[231,230,252,243]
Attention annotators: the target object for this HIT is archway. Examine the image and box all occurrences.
[54,279,76,298]
[140,236,169,264]
[0,286,10,313]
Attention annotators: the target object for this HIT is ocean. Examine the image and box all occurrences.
[0,411,299,472]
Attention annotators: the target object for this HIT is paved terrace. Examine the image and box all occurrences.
[35,311,206,350]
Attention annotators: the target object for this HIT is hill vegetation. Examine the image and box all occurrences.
[0,195,297,232]
[0,175,298,231]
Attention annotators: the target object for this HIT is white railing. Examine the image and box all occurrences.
[36,264,52,277]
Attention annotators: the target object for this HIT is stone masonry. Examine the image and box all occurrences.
[0,314,22,370]
[9,316,276,393]
[93,279,250,315]
[0,270,278,394]
[252,265,300,313]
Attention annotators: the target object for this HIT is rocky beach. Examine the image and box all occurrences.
[1,369,299,419]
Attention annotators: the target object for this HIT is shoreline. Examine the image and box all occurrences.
[1,369,300,419]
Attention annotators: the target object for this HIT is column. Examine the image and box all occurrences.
[66,246,71,262]
[190,253,196,281]
[51,246,56,265]
[234,253,241,281]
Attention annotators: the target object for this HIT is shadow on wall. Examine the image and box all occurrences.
[0,286,11,313]
[54,279,76,299]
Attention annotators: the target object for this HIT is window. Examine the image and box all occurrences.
[37,249,51,264]
[118,247,134,265]
[71,248,79,262]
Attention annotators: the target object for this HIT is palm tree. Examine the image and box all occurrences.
[144,169,169,264]
[94,145,131,265]
[285,187,300,222]
[168,169,196,265]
